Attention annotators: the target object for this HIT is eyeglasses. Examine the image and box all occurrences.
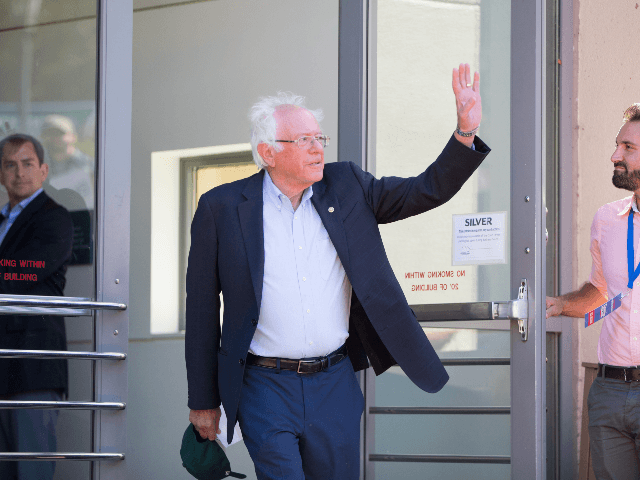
[275,135,330,148]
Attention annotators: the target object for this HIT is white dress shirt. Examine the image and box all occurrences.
[248,172,351,359]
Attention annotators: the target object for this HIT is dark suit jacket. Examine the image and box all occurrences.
[185,135,490,442]
[0,191,74,396]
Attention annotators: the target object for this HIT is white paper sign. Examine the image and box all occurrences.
[452,212,507,265]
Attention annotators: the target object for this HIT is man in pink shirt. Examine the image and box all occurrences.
[547,103,640,479]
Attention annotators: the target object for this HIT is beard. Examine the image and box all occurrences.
[612,161,640,191]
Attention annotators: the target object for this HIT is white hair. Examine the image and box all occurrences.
[249,92,324,169]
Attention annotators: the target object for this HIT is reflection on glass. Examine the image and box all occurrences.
[372,328,510,479]
[41,114,94,210]
[0,0,97,268]
[375,329,510,407]
[375,0,511,304]
[0,2,97,478]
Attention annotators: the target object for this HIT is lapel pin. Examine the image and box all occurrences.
[328,207,334,213]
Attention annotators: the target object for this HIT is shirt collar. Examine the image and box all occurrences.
[618,195,640,216]
[0,188,43,218]
[263,171,313,210]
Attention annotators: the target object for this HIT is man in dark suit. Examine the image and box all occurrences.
[0,134,74,480]
[186,64,490,479]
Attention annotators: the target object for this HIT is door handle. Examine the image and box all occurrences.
[492,279,529,341]
[411,279,529,341]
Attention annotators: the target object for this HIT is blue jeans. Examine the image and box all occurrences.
[588,376,640,480]
[237,356,364,480]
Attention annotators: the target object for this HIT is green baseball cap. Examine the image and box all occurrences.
[180,424,247,479]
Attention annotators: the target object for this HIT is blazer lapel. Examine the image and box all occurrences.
[238,171,265,311]
[311,179,351,276]
[0,192,48,256]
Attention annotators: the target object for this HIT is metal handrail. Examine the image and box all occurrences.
[369,454,510,464]
[0,307,92,316]
[0,401,125,410]
[441,358,510,366]
[369,406,510,415]
[0,349,126,360]
[0,295,126,311]
[0,453,124,461]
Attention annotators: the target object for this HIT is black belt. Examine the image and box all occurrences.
[246,344,348,374]
[598,363,640,382]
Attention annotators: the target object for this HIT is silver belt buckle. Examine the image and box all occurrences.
[297,359,316,374]
[624,368,640,382]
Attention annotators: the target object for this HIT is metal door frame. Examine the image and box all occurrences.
[338,0,553,478]
[93,0,132,478]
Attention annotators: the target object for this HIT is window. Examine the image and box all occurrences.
[149,144,257,334]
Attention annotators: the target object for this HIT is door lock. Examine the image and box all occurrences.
[492,279,529,341]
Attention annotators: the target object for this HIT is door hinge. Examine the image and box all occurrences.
[492,279,529,341]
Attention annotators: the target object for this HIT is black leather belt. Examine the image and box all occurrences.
[246,344,348,374]
[598,363,640,382]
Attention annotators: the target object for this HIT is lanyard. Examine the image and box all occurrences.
[628,210,640,289]
[584,207,636,327]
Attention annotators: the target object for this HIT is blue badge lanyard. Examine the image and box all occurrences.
[628,210,640,289]
[584,208,637,327]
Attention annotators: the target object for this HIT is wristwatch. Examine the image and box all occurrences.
[455,125,480,137]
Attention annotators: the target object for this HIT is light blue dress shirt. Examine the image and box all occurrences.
[0,188,44,246]
[248,172,351,359]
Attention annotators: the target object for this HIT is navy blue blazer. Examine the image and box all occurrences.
[0,192,74,396]
[186,135,490,443]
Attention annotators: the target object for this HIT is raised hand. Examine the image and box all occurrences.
[452,63,481,135]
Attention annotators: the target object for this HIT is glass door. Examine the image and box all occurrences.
[0,1,131,479]
[340,1,548,478]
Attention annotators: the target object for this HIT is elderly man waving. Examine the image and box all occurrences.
[186,64,490,480]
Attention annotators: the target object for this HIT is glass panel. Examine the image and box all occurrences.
[373,462,510,480]
[371,0,511,472]
[375,0,511,304]
[0,0,97,275]
[0,1,97,477]
[133,0,210,10]
[372,328,510,478]
[375,414,509,455]
[375,328,510,406]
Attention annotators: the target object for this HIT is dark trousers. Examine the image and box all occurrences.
[237,356,364,480]
[0,390,62,480]
[588,377,640,480]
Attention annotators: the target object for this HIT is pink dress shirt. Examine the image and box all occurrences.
[589,195,640,366]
